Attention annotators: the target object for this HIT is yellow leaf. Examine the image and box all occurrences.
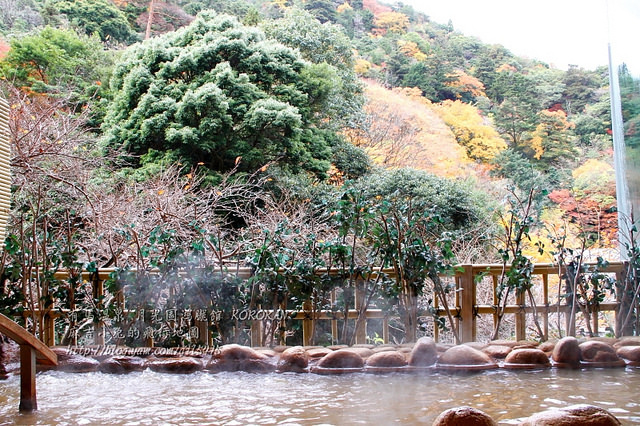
[157,190,165,195]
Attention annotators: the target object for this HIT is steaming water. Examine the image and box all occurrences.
[1,368,640,425]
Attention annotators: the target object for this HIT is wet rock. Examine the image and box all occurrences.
[255,348,277,358]
[43,347,100,373]
[580,341,625,366]
[616,345,640,364]
[366,350,407,368]
[613,336,640,349]
[0,335,19,379]
[316,349,364,369]
[372,345,398,353]
[277,346,309,373]
[306,347,332,359]
[352,344,376,349]
[464,342,487,350]
[341,347,374,359]
[489,339,520,348]
[482,345,512,360]
[99,356,146,374]
[503,348,550,368]
[207,344,276,373]
[438,345,496,369]
[147,357,203,374]
[538,340,556,355]
[520,404,621,425]
[551,336,581,367]
[408,337,438,367]
[432,406,497,426]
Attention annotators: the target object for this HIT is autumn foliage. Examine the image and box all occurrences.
[435,100,506,163]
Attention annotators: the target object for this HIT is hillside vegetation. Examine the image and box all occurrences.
[1,0,640,344]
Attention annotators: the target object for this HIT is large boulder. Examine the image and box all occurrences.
[551,336,581,367]
[42,347,99,373]
[408,337,438,367]
[277,346,309,373]
[340,347,374,359]
[579,341,625,366]
[365,350,407,368]
[99,356,147,374]
[306,347,332,359]
[316,349,364,369]
[147,357,203,374]
[482,345,512,360]
[520,404,621,425]
[503,348,550,368]
[207,344,276,373]
[616,345,640,365]
[432,406,497,426]
[437,345,497,370]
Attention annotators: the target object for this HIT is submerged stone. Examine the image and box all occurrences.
[616,345,640,364]
[438,344,496,369]
[520,404,621,425]
[316,349,364,369]
[147,357,203,374]
[503,348,550,368]
[277,346,309,373]
[579,341,625,366]
[43,347,99,373]
[207,344,276,373]
[99,356,146,374]
[432,406,497,426]
[366,350,407,368]
[482,345,512,360]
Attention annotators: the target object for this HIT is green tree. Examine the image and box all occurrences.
[262,9,363,127]
[0,26,110,104]
[304,0,337,23]
[102,11,343,183]
[47,0,138,44]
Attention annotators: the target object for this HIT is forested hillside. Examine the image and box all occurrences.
[3,0,640,346]
[1,0,631,255]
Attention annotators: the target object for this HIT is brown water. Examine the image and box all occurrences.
[0,368,639,425]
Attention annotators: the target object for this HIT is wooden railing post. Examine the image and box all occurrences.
[302,300,313,346]
[515,290,526,341]
[93,273,105,345]
[19,345,37,412]
[354,279,367,345]
[459,265,475,343]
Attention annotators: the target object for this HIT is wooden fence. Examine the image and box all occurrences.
[19,261,626,347]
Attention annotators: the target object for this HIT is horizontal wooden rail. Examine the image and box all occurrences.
[13,261,628,347]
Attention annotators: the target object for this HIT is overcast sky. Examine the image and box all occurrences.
[399,0,640,74]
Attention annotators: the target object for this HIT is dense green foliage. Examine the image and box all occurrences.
[1,0,639,345]
[46,0,138,44]
[102,11,346,181]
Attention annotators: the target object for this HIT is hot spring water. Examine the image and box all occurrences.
[0,367,639,424]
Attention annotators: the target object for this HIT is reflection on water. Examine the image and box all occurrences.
[0,368,639,425]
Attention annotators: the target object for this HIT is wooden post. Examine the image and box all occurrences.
[543,274,549,340]
[302,300,313,346]
[330,290,338,344]
[93,275,105,345]
[459,265,475,343]
[354,280,367,345]
[250,320,261,347]
[382,317,389,344]
[515,290,526,341]
[19,345,37,412]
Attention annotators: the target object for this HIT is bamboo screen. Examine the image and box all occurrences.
[0,97,10,244]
